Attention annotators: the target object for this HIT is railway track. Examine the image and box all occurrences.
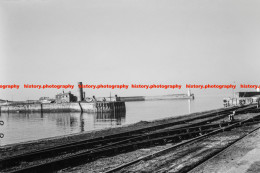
[105,114,260,173]
[186,119,260,173]
[0,105,257,173]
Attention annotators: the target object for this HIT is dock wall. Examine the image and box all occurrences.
[144,95,194,101]
[0,102,125,113]
[117,95,194,102]
[117,96,145,102]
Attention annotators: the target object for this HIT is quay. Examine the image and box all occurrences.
[0,101,125,113]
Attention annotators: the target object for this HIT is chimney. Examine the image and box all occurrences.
[78,82,84,101]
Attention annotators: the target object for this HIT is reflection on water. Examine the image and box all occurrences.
[0,111,125,146]
[188,99,191,114]
[94,112,126,129]
[0,95,224,145]
[124,95,224,124]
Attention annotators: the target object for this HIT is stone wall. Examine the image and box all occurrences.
[0,101,125,113]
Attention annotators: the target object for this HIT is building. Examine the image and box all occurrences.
[55,91,77,103]
[235,92,260,98]
[224,91,260,107]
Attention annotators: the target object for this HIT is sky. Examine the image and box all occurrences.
[0,0,260,100]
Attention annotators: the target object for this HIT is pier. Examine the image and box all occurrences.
[0,101,126,113]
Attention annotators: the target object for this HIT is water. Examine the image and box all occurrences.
[0,95,224,146]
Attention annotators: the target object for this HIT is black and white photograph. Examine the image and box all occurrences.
[1,0,260,172]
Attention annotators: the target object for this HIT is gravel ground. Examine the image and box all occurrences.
[112,125,260,173]
[189,124,260,173]
[58,145,172,173]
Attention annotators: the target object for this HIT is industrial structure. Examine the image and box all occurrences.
[223,91,260,107]
[55,91,77,103]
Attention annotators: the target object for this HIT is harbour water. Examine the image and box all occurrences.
[0,95,225,146]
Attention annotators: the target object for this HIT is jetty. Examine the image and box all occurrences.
[116,91,195,102]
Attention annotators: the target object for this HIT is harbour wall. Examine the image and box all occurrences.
[144,95,194,101]
[117,94,194,102]
[117,96,145,102]
[0,101,125,113]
